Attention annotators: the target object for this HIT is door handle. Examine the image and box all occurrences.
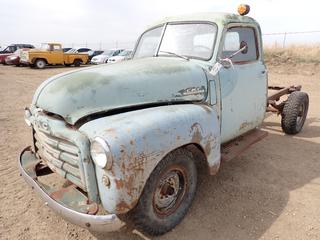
[261,70,266,74]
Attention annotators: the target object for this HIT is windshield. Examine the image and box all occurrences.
[118,50,132,56]
[134,23,217,60]
[66,49,77,53]
[40,44,51,51]
[102,50,115,56]
[2,46,16,53]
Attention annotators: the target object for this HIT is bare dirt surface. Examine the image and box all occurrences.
[0,63,319,240]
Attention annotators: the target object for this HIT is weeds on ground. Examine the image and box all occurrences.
[264,44,320,65]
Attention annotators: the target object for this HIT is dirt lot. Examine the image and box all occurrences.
[0,62,319,240]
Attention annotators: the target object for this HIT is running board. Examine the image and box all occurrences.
[221,129,268,162]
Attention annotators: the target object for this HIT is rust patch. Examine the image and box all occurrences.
[115,179,125,190]
[204,135,217,156]
[116,201,131,212]
[204,141,212,156]
[239,122,249,131]
[130,140,135,145]
[104,128,117,137]
[86,202,99,215]
[190,122,203,143]
[49,185,76,200]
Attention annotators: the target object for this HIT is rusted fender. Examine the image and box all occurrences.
[80,104,220,214]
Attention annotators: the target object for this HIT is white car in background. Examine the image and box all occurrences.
[90,49,124,64]
[107,49,133,63]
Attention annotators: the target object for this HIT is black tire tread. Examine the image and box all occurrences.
[121,148,197,236]
[281,91,309,134]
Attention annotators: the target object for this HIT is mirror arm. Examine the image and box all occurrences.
[228,45,247,59]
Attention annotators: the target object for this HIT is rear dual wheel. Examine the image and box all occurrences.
[122,148,197,236]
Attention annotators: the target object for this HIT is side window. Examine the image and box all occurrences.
[222,27,258,63]
[53,45,61,51]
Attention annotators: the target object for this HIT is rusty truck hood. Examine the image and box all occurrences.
[32,57,208,125]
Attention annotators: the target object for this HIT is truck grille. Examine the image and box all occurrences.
[34,130,85,190]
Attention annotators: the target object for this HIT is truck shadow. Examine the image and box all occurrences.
[93,122,320,240]
[263,117,320,138]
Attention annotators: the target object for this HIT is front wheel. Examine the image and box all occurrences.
[281,91,309,134]
[35,59,46,69]
[122,148,197,236]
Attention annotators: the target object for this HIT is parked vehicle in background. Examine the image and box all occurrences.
[91,50,104,58]
[107,49,132,63]
[0,44,34,54]
[67,47,94,59]
[63,47,72,52]
[0,52,14,64]
[90,49,124,64]
[19,4,309,237]
[0,44,35,64]
[20,43,89,69]
[5,48,32,66]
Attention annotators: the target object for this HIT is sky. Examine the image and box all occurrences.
[0,0,319,49]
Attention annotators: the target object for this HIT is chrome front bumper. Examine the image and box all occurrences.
[18,147,125,233]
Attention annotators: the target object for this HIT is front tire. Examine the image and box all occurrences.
[281,91,309,134]
[123,148,197,236]
[35,59,46,69]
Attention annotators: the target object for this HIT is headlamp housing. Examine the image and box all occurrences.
[90,137,113,169]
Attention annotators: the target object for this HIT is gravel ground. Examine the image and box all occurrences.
[0,63,319,240]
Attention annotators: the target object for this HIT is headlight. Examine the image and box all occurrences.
[24,108,32,126]
[90,137,112,169]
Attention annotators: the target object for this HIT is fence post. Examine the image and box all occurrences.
[283,32,287,48]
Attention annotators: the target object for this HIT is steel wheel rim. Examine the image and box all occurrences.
[296,102,306,129]
[153,165,188,217]
[37,61,44,68]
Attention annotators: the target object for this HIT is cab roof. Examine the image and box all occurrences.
[150,12,257,28]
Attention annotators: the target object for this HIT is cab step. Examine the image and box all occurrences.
[221,129,268,162]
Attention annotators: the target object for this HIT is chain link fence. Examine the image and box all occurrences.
[1,31,319,51]
[262,31,320,48]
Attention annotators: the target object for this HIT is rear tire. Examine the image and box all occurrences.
[74,59,82,67]
[281,91,309,134]
[121,148,197,236]
[35,59,46,69]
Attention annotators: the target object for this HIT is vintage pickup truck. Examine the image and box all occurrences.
[20,43,89,69]
[19,5,309,236]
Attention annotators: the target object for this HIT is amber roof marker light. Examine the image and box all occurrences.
[238,4,250,16]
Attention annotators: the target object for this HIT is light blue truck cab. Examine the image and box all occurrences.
[19,6,309,236]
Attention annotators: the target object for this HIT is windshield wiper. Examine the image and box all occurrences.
[158,51,189,61]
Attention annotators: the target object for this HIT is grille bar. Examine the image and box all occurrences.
[35,133,78,167]
[34,129,85,190]
[37,131,79,155]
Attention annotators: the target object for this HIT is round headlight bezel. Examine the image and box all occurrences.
[24,108,32,127]
[90,137,113,169]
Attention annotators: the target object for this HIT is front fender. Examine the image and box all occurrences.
[80,104,220,214]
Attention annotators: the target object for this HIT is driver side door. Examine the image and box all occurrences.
[49,45,64,64]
